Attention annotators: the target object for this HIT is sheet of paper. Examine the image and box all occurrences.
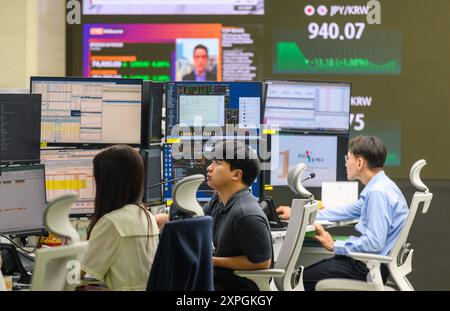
[321,181,359,209]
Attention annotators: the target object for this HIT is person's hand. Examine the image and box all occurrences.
[314,224,334,252]
[276,205,291,220]
[155,213,169,229]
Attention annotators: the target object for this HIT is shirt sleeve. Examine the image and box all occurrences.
[82,217,120,281]
[235,215,272,264]
[333,191,391,256]
[316,198,363,222]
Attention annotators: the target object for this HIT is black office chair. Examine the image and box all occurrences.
[260,196,287,231]
[147,175,214,291]
[0,243,32,284]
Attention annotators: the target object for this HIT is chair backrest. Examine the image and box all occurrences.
[388,160,433,273]
[44,195,80,244]
[273,199,318,291]
[287,163,313,199]
[273,163,318,291]
[31,195,89,291]
[147,216,214,291]
[30,241,89,291]
[171,174,205,217]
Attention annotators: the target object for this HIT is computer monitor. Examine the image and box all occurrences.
[82,0,265,15]
[141,81,164,148]
[0,165,46,235]
[30,77,144,147]
[260,197,286,230]
[264,80,351,133]
[0,94,41,164]
[268,133,348,188]
[165,82,263,140]
[40,149,102,215]
[142,146,163,205]
[163,140,261,203]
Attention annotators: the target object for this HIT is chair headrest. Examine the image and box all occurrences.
[287,163,313,199]
[172,174,205,217]
[409,159,428,192]
[44,195,80,243]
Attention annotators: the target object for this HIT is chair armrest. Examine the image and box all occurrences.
[348,252,392,264]
[234,269,285,291]
[348,252,392,289]
[234,269,285,278]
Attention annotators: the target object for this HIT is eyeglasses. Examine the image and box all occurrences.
[345,155,363,163]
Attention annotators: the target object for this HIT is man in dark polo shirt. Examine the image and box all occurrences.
[203,141,273,291]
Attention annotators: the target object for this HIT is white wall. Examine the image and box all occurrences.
[0,0,65,89]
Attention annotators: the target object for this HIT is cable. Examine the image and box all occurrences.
[0,234,41,254]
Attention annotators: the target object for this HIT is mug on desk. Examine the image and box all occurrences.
[3,275,12,291]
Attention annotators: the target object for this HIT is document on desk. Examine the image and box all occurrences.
[321,181,358,209]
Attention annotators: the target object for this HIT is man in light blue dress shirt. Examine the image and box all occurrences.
[302,135,409,291]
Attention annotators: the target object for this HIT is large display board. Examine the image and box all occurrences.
[67,0,450,179]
